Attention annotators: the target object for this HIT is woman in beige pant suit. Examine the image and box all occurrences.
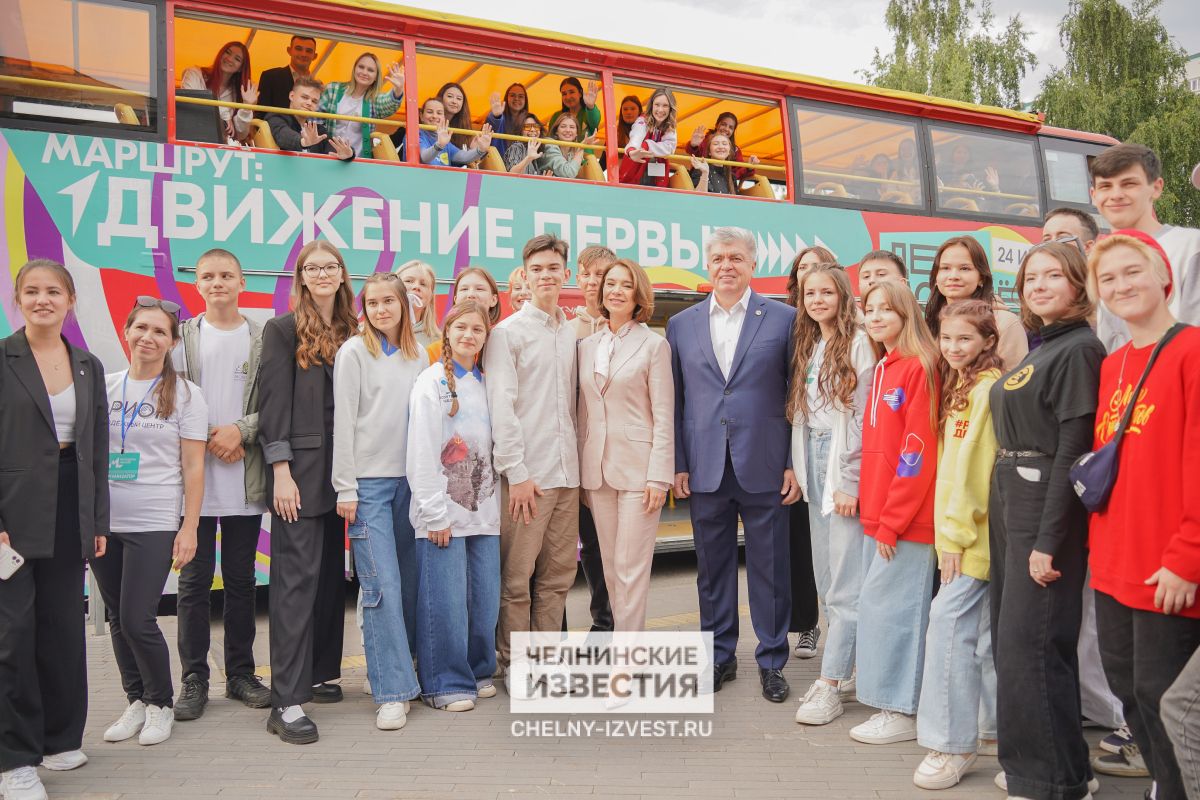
[577,259,674,632]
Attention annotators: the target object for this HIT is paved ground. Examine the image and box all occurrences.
[45,553,1144,799]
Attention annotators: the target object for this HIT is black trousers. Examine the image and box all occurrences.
[176,514,262,681]
[91,528,177,708]
[788,499,819,632]
[1096,591,1200,800]
[578,501,613,632]
[268,509,346,707]
[0,454,87,770]
[989,456,1091,800]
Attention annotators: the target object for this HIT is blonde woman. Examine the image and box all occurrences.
[317,53,404,157]
[333,273,426,731]
[396,260,440,347]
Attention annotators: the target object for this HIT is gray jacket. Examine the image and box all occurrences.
[177,313,266,506]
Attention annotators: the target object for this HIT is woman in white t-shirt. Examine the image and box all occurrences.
[406,302,501,711]
[179,41,257,145]
[94,297,207,748]
[332,274,426,731]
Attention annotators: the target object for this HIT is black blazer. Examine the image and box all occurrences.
[0,330,109,558]
[257,66,295,116]
[258,313,336,517]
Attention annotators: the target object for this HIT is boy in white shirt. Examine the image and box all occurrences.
[172,249,271,720]
[483,234,581,680]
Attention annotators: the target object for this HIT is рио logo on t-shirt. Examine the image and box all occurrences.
[883,387,906,411]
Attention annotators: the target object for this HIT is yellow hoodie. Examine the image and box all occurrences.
[934,369,1000,582]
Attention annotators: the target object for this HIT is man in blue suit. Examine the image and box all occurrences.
[667,226,800,703]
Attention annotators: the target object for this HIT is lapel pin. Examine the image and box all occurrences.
[755,309,763,316]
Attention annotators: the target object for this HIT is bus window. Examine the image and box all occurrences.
[793,106,923,208]
[171,16,405,152]
[1,0,158,130]
[414,49,602,176]
[930,126,1042,218]
[614,81,785,199]
[1042,143,1094,207]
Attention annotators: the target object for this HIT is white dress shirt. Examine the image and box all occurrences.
[483,301,580,488]
[708,287,752,380]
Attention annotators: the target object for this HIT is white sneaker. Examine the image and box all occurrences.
[138,705,174,746]
[838,674,856,699]
[40,749,88,770]
[477,683,497,699]
[913,751,977,789]
[995,772,1098,794]
[376,702,408,731]
[103,700,146,742]
[443,699,475,712]
[849,710,917,744]
[362,677,371,695]
[794,680,843,725]
[0,767,47,800]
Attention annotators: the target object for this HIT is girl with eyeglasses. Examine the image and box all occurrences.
[504,114,546,176]
[332,273,427,732]
[259,241,358,744]
[0,261,109,799]
[95,296,207,748]
[486,83,529,159]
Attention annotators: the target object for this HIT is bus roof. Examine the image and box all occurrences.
[287,0,1045,133]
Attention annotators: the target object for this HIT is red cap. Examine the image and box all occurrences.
[1105,228,1173,298]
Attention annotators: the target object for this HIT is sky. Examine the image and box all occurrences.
[383,0,1198,106]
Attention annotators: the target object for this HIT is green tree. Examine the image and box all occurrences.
[1034,0,1197,225]
[860,0,1036,109]
[1035,0,1188,141]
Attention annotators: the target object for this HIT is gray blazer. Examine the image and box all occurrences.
[0,330,109,558]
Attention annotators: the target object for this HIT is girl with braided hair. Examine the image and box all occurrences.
[406,302,500,711]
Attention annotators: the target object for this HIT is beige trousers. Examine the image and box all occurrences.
[587,486,659,633]
[497,481,580,667]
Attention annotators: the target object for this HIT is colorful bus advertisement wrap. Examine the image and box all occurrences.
[1,128,1040,584]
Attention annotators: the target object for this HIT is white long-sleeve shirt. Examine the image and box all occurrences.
[626,116,678,157]
[482,302,579,488]
[331,336,426,502]
[406,362,499,538]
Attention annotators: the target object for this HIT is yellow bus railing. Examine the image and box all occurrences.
[1,74,779,174]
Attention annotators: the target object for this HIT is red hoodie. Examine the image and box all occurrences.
[860,350,938,546]
[1089,326,1200,617]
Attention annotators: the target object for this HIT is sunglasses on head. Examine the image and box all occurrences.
[1032,235,1085,256]
[135,296,181,317]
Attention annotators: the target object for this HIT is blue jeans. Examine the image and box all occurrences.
[805,429,863,682]
[348,477,420,703]
[917,574,998,753]
[416,535,500,708]
[856,535,935,714]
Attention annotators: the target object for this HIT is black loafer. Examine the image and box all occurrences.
[267,708,319,745]
[759,668,789,703]
[310,682,343,704]
[713,661,738,692]
[226,674,272,709]
[174,673,209,721]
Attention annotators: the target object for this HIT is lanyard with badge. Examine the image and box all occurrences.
[110,371,159,481]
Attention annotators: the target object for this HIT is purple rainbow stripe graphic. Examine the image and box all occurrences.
[22,175,85,347]
[445,171,483,314]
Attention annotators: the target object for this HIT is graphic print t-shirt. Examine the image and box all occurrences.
[106,371,208,532]
[197,319,265,517]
